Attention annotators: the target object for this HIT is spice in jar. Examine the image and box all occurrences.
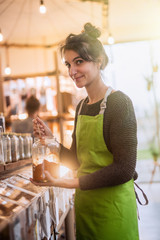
[33,158,60,182]
[32,137,60,182]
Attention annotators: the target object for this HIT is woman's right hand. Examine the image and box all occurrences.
[33,117,53,138]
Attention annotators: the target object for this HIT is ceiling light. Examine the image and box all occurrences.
[39,0,47,14]
[107,33,115,45]
[5,66,11,75]
[0,29,3,42]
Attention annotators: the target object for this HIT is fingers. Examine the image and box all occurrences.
[33,117,46,137]
[30,177,53,186]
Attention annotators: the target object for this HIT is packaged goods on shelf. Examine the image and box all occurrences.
[0,165,75,240]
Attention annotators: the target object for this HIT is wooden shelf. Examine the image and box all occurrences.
[0,159,32,175]
[7,113,75,123]
[0,164,5,173]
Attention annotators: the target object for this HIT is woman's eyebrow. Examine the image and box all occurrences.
[65,56,81,65]
[72,56,81,61]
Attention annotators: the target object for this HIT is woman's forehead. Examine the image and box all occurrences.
[64,50,80,61]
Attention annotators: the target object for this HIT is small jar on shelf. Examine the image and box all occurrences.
[22,133,30,159]
[0,126,4,164]
[17,133,25,160]
[2,132,12,163]
[8,132,20,162]
[27,133,33,158]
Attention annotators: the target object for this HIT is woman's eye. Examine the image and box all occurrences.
[65,63,70,68]
[76,59,83,65]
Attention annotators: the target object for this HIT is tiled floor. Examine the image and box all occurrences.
[136,160,160,240]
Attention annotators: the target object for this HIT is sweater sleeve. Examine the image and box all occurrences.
[79,92,138,190]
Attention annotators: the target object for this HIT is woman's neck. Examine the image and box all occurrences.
[86,81,108,105]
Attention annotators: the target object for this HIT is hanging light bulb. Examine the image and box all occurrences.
[0,29,3,42]
[39,0,47,14]
[107,33,115,45]
[5,66,11,75]
[5,47,11,75]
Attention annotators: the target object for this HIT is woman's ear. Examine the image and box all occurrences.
[97,58,103,69]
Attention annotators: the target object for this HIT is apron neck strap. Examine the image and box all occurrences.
[77,98,86,116]
[77,86,113,116]
[99,86,113,114]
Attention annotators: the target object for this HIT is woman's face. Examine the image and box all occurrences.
[64,50,100,89]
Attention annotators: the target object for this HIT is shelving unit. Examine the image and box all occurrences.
[0,159,32,175]
[0,51,76,146]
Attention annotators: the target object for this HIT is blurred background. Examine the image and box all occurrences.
[0,0,160,239]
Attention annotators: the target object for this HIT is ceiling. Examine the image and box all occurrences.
[0,0,160,47]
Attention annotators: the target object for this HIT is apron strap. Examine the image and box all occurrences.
[78,86,113,116]
[99,87,113,115]
[134,182,149,206]
[77,98,86,116]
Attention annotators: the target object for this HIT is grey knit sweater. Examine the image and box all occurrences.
[60,90,138,190]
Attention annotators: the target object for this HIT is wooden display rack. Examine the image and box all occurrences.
[0,159,32,176]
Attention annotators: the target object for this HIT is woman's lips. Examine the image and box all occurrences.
[75,75,83,81]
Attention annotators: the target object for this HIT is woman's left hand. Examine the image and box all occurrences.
[30,170,80,189]
[30,171,58,187]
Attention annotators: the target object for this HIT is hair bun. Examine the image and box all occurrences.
[84,22,101,39]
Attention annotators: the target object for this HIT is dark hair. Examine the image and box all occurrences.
[60,23,108,70]
[26,95,40,114]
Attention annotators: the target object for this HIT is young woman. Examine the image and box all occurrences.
[31,23,140,240]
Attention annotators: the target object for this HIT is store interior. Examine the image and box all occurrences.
[0,0,160,240]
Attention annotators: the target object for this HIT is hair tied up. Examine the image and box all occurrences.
[84,22,101,39]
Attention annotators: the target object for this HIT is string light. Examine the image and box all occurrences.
[107,33,115,45]
[39,0,47,14]
[106,0,115,45]
[4,66,11,75]
[0,29,3,42]
[5,47,11,75]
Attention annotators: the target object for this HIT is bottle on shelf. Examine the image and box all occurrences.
[8,133,20,162]
[17,133,25,160]
[2,132,12,163]
[0,112,5,132]
[0,126,4,164]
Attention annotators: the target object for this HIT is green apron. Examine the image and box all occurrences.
[75,88,139,240]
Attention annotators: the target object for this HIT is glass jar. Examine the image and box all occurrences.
[18,133,25,160]
[22,133,30,159]
[2,132,12,163]
[27,133,33,158]
[32,137,60,182]
[9,133,20,162]
[0,112,5,132]
[0,126,4,164]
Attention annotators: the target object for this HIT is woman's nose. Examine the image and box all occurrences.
[69,65,77,77]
